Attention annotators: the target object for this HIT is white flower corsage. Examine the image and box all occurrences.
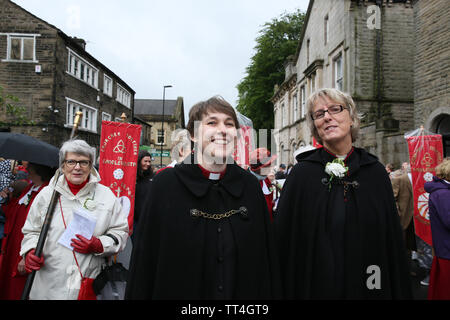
[22,193,32,206]
[83,198,97,211]
[324,158,349,191]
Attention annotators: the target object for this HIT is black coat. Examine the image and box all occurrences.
[132,175,152,241]
[125,161,281,300]
[275,147,412,299]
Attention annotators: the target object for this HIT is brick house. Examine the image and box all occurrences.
[272,0,415,167]
[0,0,136,150]
[134,97,185,167]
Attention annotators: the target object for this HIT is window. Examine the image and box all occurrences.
[65,98,97,132]
[334,54,343,91]
[281,102,287,127]
[306,39,310,66]
[301,86,306,118]
[157,129,165,145]
[1,33,40,62]
[102,112,112,121]
[293,92,298,122]
[309,74,315,95]
[116,84,131,108]
[67,48,98,88]
[324,15,329,45]
[103,75,113,97]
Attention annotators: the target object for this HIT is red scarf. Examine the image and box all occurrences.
[198,164,226,180]
[65,177,89,195]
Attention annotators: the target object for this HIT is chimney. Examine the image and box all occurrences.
[71,37,86,50]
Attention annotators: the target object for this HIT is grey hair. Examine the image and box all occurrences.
[170,129,191,162]
[305,88,360,144]
[59,139,96,167]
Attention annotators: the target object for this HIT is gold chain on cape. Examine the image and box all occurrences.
[190,208,245,220]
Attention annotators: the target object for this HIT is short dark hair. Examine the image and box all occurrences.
[28,162,56,182]
[186,96,240,138]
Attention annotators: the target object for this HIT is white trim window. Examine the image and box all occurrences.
[334,54,343,91]
[301,86,306,118]
[157,129,165,145]
[116,84,131,108]
[66,97,98,133]
[102,112,112,121]
[103,75,113,97]
[1,33,40,63]
[67,48,98,88]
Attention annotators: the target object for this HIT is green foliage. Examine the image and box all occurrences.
[0,85,32,126]
[236,9,306,131]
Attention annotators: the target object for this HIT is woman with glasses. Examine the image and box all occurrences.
[275,88,412,299]
[20,139,129,300]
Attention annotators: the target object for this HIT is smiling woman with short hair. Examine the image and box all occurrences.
[275,88,412,299]
[20,139,129,300]
[126,96,281,300]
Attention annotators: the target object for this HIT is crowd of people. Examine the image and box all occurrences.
[0,88,448,300]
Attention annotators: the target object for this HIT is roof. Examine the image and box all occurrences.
[134,99,179,116]
[8,0,135,94]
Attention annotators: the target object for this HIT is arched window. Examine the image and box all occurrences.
[436,114,450,157]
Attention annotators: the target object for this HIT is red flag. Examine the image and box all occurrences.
[406,134,444,246]
[98,121,141,235]
[234,125,253,169]
[312,137,323,148]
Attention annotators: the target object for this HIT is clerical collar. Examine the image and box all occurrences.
[66,177,89,195]
[324,147,354,163]
[198,164,226,180]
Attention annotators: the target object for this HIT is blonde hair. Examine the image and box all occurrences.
[436,158,450,181]
[305,88,360,144]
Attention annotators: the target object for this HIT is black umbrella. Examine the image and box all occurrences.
[0,132,59,168]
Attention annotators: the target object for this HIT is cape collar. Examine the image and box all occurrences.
[297,147,379,177]
[174,162,244,198]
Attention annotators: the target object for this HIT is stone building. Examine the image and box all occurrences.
[413,0,450,157]
[0,0,136,150]
[134,97,185,167]
[272,0,416,167]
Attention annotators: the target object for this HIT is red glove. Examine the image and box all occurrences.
[25,249,45,273]
[71,234,103,254]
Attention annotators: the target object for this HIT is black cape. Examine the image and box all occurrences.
[125,161,281,300]
[275,147,412,299]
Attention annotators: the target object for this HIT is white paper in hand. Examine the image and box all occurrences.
[58,207,97,250]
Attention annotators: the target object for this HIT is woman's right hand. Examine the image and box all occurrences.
[24,249,45,273]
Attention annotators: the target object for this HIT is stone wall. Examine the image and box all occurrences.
[413,0,450,131]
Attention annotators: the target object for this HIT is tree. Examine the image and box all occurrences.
[236,9,305,134]
[0,85,32,126]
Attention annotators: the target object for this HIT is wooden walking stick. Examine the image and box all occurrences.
[21,111,83,300]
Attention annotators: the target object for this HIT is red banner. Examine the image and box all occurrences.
[99,121,141,235]
[234,125,253,169]
[406,134,444,246]
[312,137,323,149]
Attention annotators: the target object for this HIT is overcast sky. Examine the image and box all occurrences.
[13,0,309,122]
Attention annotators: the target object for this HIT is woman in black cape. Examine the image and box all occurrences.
[275,88,412,299]
[126,96,280,300]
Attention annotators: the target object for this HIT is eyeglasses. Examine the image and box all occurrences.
[311,104,347,120]
[64,159,91,168]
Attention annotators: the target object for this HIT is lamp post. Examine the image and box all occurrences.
[160,85,172,167]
